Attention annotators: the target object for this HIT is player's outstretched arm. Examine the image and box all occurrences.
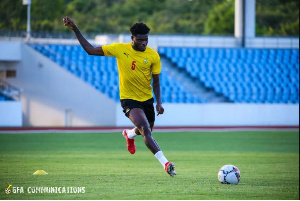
[63,16,104,56]
[153,74,164,116]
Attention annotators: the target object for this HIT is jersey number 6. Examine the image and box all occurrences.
[131,61,136,70]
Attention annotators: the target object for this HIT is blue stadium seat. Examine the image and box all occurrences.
[159,47,299,104]
[33,44,209,103]
[30,44,299,104]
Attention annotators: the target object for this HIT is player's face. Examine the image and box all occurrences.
[132,34,148,52]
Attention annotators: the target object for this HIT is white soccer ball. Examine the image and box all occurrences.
[218,164,241,184]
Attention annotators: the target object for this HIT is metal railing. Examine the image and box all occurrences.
[0,30,298,48]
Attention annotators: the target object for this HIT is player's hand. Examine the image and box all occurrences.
[63,16,77,30]
[156,103,164,116]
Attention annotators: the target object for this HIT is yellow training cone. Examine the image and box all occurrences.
[33,170,48,175]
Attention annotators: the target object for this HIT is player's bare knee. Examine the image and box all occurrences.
[137,124,151,136]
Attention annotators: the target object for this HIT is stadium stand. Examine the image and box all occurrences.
[0,91,16,101]
[0,79,20,101]
[28,44,204,103]
[159,47,299,104]
[0,95,5,101]
[28,44,299,104]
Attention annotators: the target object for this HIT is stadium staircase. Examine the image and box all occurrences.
[0,79,21,101]
[161,56,229,103]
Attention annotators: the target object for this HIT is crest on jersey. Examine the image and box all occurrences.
[143,58,148,64]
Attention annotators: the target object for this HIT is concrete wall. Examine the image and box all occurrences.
[1,42,116,126]
[0,101,22,126]
[246,37,300,48]
[116,103,299,127]
[0,41,21,61]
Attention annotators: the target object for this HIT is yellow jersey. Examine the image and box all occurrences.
[102,43,161,101]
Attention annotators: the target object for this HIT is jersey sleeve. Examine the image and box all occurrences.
[102,43,121,57]
[152,52,161,75]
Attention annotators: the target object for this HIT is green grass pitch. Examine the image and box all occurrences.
[0,130,299,200]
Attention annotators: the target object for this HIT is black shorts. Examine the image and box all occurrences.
[121,98,155,123]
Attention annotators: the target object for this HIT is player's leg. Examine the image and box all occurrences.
[124,127,141,139]
[125,122,153,139]
[120,99,176,176]
[121,124,145,154]
[128,108,176,177]
[121,99,140,154]
[122,129,136,154]
[128,108,159,154]
[121,99,153,153]
[121,99,155,139]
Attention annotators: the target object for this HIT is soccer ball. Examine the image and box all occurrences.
[218,164,241,184]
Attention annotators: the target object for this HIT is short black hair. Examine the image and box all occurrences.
[130,22,150,36]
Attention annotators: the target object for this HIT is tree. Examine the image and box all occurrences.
[31,0,65,31]
[203,0,235,35]
[0,0,298,36]
[256,0,299,36]
[0,0,26,31]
